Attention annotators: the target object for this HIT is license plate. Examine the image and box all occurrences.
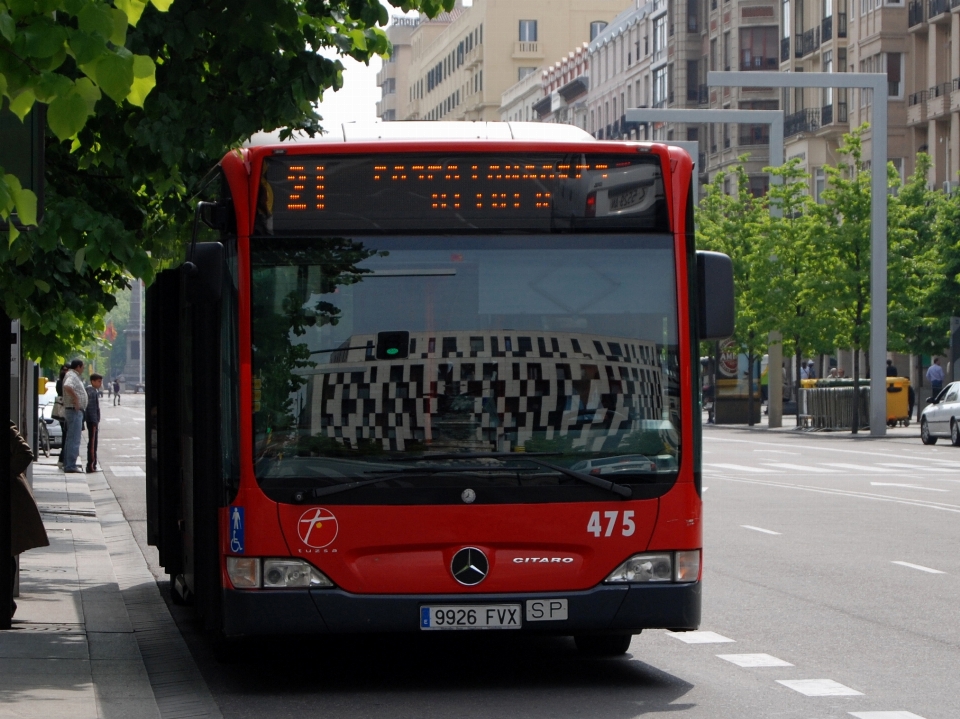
[420,604,522,630]
[525,598,568,621]
[608,185,644,211]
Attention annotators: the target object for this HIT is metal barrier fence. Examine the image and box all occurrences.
[799,387,870,430]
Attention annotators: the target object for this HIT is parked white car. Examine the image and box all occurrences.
[920,382,960,446]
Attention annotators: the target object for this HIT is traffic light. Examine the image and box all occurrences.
[376,331,410,360]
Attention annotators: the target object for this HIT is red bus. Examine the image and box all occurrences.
[145,123,733,656]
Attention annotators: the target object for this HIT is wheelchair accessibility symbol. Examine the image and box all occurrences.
[229,506,244,554]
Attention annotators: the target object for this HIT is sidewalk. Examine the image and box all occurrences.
[704,407,921,440]
[0,455,221,718]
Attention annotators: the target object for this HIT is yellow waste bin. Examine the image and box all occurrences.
[886,377,911,427]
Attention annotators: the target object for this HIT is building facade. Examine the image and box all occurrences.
[377,0,634,123]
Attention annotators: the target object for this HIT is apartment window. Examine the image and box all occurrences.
[886,52,901,97]
[519,20,537,42]
[710,38,717,70]
[748,176,769,197]
[782,0,791,37]
[822,51,833,106]
[814,168,826,203]
[590,21,608,41]
[519,66,537,81]
[723,31,730,71]
[653,16,667,62]
[382,78,396,95]
[739,27,778,70]
[653,66,668,106]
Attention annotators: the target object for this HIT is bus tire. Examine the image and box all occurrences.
[574,633,633,657]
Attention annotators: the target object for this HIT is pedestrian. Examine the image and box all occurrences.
[886,359,898,377]
[807,361,816,380]
[54,364,69,468]
[106,379,112,400]
[61,358,88,474]
[7,422,49,618]
[113,378,121,406]
[84,374,103,473]
[926,357,945,398]
[800,361,809,380]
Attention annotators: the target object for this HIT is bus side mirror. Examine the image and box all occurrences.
[696,250,734,341]
[184,242,223,305]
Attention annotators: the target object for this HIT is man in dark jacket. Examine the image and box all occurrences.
[9,423,49,617]
[85,374,103,473]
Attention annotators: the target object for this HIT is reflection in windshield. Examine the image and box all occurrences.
[251,236,681,492]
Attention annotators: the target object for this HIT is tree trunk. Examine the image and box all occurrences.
[747,350,755,427]
[851,347,861,434]
[795,346,803,426]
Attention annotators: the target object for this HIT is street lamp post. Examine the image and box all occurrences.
[708,71,888,437]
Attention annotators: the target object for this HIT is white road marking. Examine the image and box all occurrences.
[874,463,955,473]
[702,487,709,492]
[752,450,800,455]
[742,525,781,535]
[706,463,769,473]
[891,561,945,574]
[760,462,840,473]
[870,482,948,492]
[104,418,121,422]
[108,466,146,476]
[849,712,927,719]
[715,476,960,514]
[702,434,951,463]
[717,653,793,668]
[776,679,863,696]
[822,463,895,473]
[666,630,735,644]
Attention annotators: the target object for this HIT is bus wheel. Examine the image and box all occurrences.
[574,634,633,657]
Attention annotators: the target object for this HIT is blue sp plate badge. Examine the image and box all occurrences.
[229,506,244,554]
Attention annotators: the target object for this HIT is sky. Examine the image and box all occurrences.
[315,4,427,132]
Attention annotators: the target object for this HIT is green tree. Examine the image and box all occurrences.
[696,158,769,423]
[1,0,455,366]
[887,153,948,368]
[815,125,874,432]
[760,158,839,419]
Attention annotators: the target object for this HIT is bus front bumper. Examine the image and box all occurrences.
[221,581,700,637]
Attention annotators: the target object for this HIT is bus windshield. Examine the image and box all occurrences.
[251,234,681,504]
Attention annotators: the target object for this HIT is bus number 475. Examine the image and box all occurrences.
[587,510,635,537]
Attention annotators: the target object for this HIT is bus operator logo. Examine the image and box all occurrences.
[297,508,339,548]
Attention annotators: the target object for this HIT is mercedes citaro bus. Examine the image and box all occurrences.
[145,122,733,656]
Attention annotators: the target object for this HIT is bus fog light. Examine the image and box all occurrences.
[675,550,701,582]
[262,559,334,588]
[605,553,673,583]
[227,557,260,588]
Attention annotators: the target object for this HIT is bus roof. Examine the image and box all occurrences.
[245,121,595,147]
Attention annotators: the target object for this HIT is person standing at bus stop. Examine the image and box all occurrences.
[84,374,103,473]
[112,378,121,406]
[927,358,945,397]
[61,359,88,474]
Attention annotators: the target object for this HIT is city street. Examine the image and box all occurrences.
[89,396,959,719]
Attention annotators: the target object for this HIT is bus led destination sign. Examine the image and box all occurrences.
[256,153,668,233]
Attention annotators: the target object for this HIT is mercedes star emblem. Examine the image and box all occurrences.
[461,488,476,504]
[451,547,489,586]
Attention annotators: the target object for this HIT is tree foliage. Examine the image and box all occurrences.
[1,0,455,366]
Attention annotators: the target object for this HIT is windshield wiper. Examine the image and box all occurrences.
[309,453,632,499]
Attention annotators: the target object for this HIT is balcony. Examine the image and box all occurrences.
[907,90,927,125]
[837,13,847,38]
[699,84,709,104]
[822,15,832,42]
[821,102,847,126]
[928,0,949,19]
[781,37,790,62]
[465,45,483,69]
[908,1,924,27]
[738,130,770,146]
[688,15,698,32]
[798,27,821,57]
[512,41,543,59]
[953,0,960,8]
[951,77,960,113]
[928,81,951,118]
[785,108,820,137]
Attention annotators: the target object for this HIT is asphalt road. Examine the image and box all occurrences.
[97,399,959,719]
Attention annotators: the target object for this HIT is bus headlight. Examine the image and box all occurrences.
[604,551,702,583]
[263,559,335,589]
